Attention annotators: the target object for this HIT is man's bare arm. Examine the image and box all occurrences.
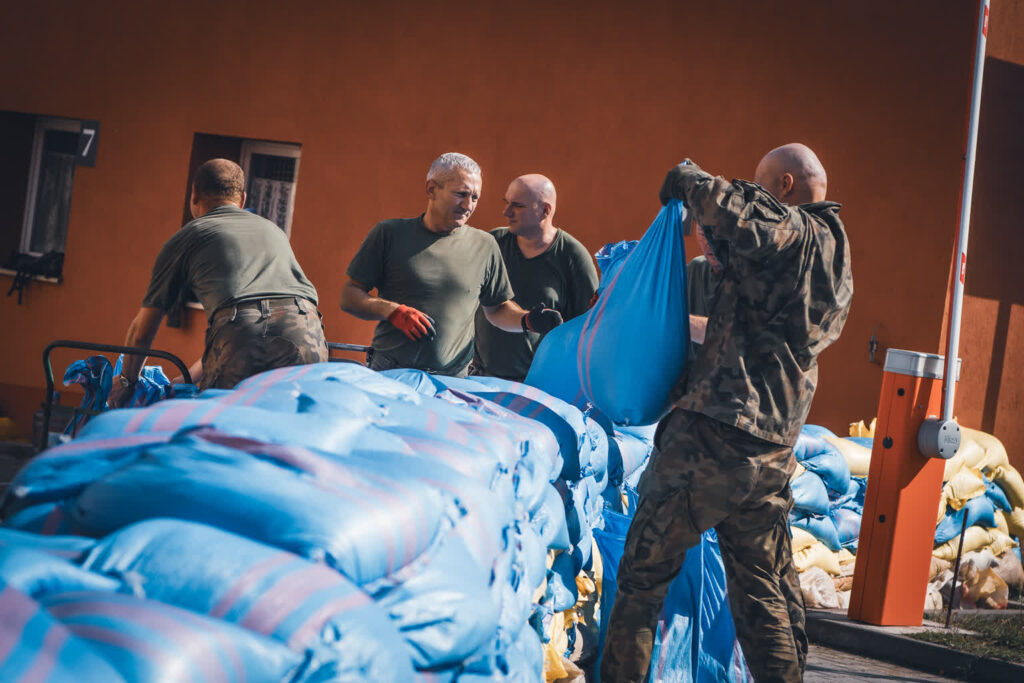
[109,306,164,407]
[340,278,400,321]
[482,300,530,332]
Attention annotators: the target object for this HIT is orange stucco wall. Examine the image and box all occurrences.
[0,1,1019,467]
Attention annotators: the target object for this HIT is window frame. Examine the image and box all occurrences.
[239,139,301,237]
[20,116,81,256]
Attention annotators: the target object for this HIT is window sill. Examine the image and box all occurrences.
[186,301,204,311]
[0,268,61,284]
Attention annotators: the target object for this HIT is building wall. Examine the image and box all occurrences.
[0,1,1018,467]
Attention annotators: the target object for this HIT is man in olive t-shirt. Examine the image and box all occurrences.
[473,174,598,381]
[109,159,327,405]
[341,153,564,377]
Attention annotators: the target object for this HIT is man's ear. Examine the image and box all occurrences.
[540,201,552,220]
[237,191,246,209]
[780,172,795,199]
[426,179,438,200]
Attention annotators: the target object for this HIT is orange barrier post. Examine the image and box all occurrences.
[848,350,957,625]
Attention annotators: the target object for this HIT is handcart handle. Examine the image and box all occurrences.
[39,340,192,451]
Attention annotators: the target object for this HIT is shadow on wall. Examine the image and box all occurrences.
[964,57,1024,434]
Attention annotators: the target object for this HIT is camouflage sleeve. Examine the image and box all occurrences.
[661,163,804,259]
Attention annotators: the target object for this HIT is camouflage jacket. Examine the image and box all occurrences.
[662,162,853,446]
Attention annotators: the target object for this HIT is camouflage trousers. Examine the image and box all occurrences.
[602,409,807,683]
[201,297,328,390]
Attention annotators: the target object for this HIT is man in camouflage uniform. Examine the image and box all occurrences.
[602,144,853,683]
[110,159,327,404]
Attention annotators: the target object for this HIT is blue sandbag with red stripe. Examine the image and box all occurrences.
[0,528,95,562]
[577,201,689,426]
[36,433,456,586]
[82,519,415,681]
[0,547,121,599]
[0,580,124,683]
[41,591,308,683]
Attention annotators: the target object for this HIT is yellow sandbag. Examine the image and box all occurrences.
[791,526,818,553]
[1003,507,1024,542]
[993,509,1010,537]
[942,437,986,481]
[822,434,872,477]
[933,526,1018,562]
[793,540,841,575]
[962,567,1009,609]
[848,417,876,438]
[930,556,951,581]
[942,467,986,511]
[990,464,1024,511]
[837,548,856,565]
[936,488,950,525]
[962,426,1010,472]
[543,611,568,681]
[792,461,806,480]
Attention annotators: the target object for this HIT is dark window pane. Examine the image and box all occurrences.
[29,130,77,254]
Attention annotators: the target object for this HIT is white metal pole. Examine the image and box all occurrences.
[943,0,990,422]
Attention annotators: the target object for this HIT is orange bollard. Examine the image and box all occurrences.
[848,350,958,626]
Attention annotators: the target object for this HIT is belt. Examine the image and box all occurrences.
[211,296,315,323]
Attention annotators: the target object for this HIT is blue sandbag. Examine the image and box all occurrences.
[0,528,95,561]
[42,591,307,683]
[832,507,862,551]
[790,471,831,516]
[531,484,570,551]
[545,551,579,613]
[832,476,867,512]
[586,418,610,487]
[83,519,414,681]
[62,356,112,435]
[397,372,593,482]
[523,314,615,435]
[800,449,851,498]
[935,495,997,545]
[793,431,831,463]
[54,434,456,586]
[800,424,837,439]
[2,502,77,536]
[373,531,499,671]
[0,547,121,599]
[790,512,842,552]
[607,427,656,487]
[0,579,125,682]
[984,476,1012,512]
[577,202,689,426]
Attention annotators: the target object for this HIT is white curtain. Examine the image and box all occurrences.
[248,178,293,231]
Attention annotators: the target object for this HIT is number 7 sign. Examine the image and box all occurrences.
[77,120,100,167]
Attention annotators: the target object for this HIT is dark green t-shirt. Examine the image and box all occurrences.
[142,205,318,320]
[347,216,514,375]
[473,228,598,381]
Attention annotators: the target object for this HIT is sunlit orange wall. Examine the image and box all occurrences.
[0,1,1017,466]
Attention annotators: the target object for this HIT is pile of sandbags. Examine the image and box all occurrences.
[790,420,1024,613]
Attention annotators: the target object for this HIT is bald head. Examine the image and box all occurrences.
[753,143,827,205]
[504,174,557,237]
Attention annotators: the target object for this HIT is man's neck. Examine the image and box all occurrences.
[515,224,558,258]
[422,211,458,235]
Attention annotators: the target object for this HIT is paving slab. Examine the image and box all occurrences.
[806,644,960,682]
[806,608,1024,682]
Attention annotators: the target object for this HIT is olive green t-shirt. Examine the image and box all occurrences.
[347,216,514,375]
[473,228,598,381]
[142,205,318,320]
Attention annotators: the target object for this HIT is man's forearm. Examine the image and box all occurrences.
[483,301,529,332]
[120,308,164,379]
[340,283,399,321]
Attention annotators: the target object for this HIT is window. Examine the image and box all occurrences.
[182,133,301,235]
[0,111,82,277]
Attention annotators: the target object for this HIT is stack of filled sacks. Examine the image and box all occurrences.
[1,362,573,680]
[786,426,868,608]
